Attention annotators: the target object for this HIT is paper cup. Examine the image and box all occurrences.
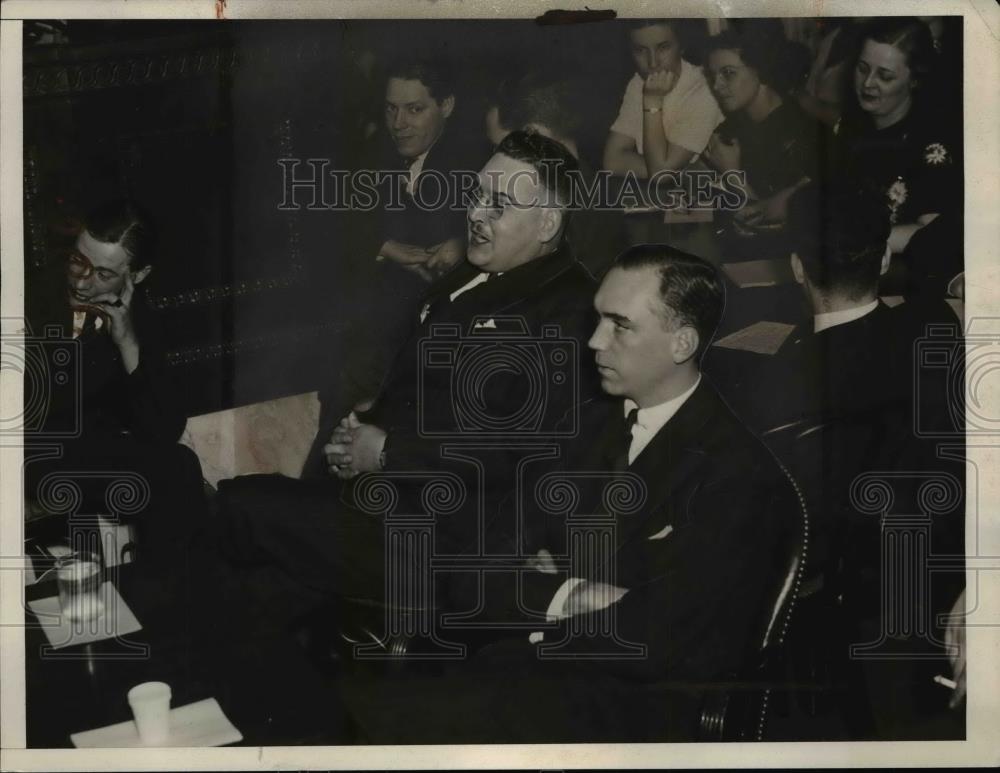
[127,681,172,745]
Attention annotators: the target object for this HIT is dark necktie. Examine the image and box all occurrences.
[613,407,639,471]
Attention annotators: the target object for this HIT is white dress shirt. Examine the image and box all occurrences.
[623,374,702,465]
[405,149,430,192]
[71,310,102,338]
[813,299,878,333]
[418,271,501,323]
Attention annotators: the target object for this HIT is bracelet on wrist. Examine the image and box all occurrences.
[642,106,662,114]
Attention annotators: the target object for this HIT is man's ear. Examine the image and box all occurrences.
[790,253,805,285]
[672,326,699,364]
[440,95,455,120]
[879,243,892,276]
[131,265,152,285]
[539,207,564,244]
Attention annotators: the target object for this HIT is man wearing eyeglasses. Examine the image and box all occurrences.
[216,130,599,625]
[24,199,205,567]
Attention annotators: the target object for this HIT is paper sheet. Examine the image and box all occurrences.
[722,259,792,288]
[712,321,796,355]
[71,697,243,748]
[27,582,142,649]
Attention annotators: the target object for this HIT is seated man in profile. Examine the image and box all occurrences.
[485,71,626,278]
[603,19,722,178]
[340,246,797,743]
[216,131,599,629]
[739,182,964,739]
[24,199,205,565]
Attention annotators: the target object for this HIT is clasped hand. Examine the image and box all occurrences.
[643,69,677,98]
[84,272,139,350]
[324,411,387,479]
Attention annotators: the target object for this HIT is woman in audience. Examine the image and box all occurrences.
[702,30,824,236]
[833,17,961,294]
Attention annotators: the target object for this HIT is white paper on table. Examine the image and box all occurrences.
[713,320,796,355]
[880,295,906,308]
[27,581,142,649]
[721,259,790,288]
[662,206,713,224]
[23,543,71,586]
[71,698,243,748]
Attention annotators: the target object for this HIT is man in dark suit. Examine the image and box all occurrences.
[217,131,598,624]
[24,199,204,564]
[339,245,797,743]
[741,183,964,739]
[302,56,485,478]
[485,70,627,279]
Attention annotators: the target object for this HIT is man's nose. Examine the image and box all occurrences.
[588,321,608,351]
[391,110,408,131]
[467,200,486,224]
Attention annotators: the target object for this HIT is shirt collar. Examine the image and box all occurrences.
[624,374,702,434]
[71,309,103,338]
[405,150,430,190]
[813,300,879,333]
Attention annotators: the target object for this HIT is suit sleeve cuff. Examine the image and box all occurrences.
[546,577,585,620]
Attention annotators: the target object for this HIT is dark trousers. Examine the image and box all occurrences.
[214,473,387,633]
[340,636,702,743]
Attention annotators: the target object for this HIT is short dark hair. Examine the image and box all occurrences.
[384,56,454,103]
[786,181,891,298]
[498,73,583,147]
[860,17,937,86]
[612,244,725,360]
[625,18,685,44]
[82,198,156,270]
[494,129,580,208]
[625,19,710,63]
[705,29,788,93]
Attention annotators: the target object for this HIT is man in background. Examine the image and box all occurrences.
[303,55,484,478]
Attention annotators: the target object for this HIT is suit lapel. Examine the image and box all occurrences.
[423,247,578,328]
[613,382,719,548]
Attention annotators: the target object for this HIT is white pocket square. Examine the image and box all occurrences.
[647,524,674,541]
[473,318,497,329]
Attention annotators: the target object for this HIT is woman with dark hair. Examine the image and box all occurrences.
[702,30,825,234]
[833,17,960,293]
[603,19,722,178]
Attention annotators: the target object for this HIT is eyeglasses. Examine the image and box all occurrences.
[67,250,119,282]
[466,185,562,221]
[708,64,749,86]
[466,186,512,221]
